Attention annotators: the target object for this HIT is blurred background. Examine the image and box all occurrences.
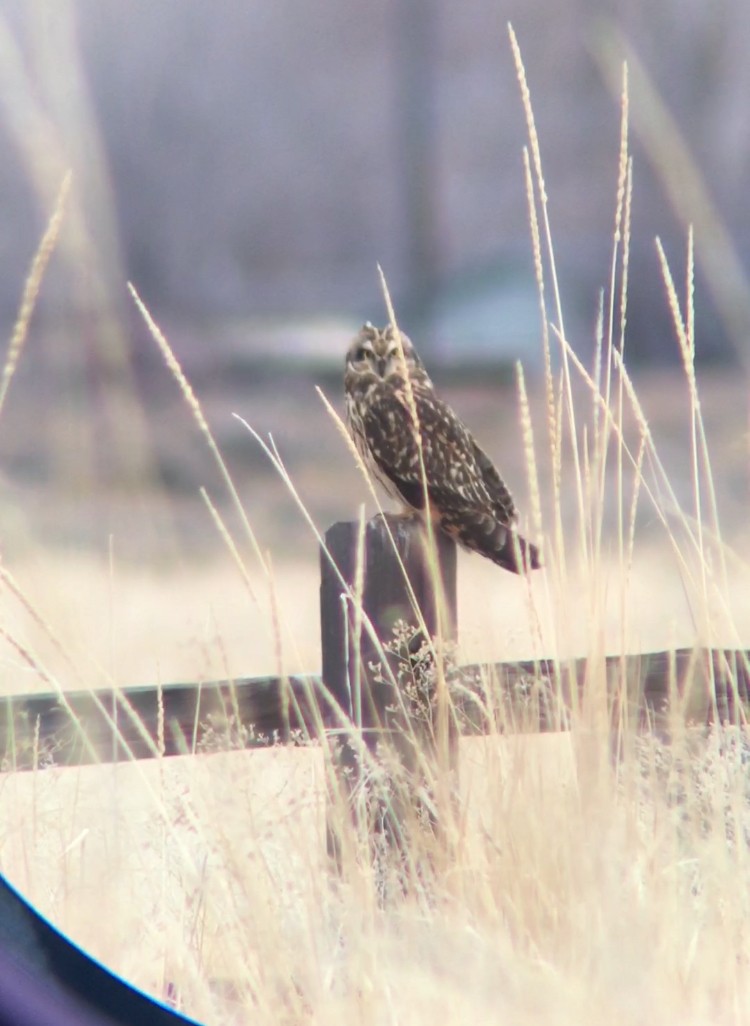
[1,2,749,359]
[0,1,748,682]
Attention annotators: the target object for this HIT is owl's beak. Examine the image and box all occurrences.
[376,356,388,377]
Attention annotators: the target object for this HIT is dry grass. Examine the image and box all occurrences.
[1,29,750,1026]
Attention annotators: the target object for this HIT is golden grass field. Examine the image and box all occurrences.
[2,37,750,1025]
[2,354,750,1023]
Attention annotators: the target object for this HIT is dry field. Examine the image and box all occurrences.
[2,357,750,1023]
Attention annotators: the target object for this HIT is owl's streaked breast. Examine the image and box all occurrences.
[345,387,411,506]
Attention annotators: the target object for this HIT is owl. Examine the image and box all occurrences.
[345,322,540,574]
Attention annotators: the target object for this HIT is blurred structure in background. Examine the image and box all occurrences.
[0,0,748,373]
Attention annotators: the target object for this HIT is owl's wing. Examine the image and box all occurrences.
[362,386,512,521]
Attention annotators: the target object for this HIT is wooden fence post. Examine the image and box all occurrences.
[320,514,457,867]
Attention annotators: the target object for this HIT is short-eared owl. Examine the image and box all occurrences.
[345,322,540,574]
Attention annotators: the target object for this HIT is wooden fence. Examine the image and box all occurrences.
[2,516,749,775]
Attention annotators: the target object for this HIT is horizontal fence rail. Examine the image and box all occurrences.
[2,646,748,772]
[2,520,748,774]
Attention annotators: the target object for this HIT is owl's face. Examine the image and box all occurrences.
[345,322,428,386]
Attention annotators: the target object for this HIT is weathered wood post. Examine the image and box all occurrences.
[320,513,457,867]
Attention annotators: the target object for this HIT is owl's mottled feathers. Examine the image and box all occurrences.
[345,322,540,574]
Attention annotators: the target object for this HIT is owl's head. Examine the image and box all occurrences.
[345,322,430,385]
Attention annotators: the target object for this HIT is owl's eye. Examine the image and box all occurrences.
[354,346,370,362]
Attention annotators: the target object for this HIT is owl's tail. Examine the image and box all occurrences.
[490,530,541,574]
[442,513,541,574]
